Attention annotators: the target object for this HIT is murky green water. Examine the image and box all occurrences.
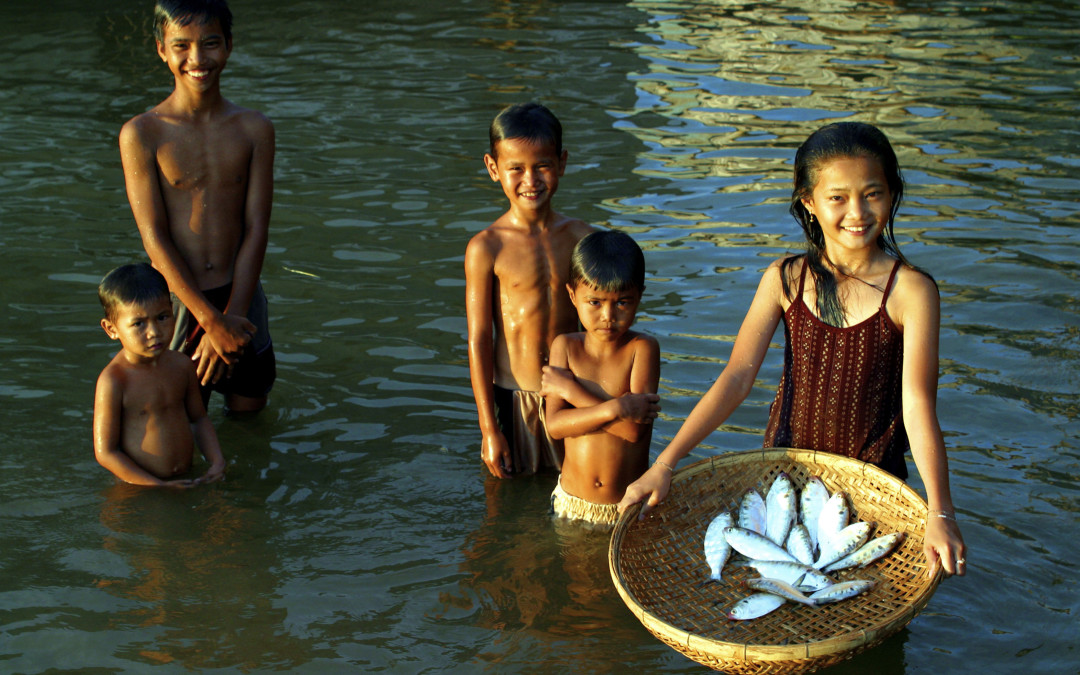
[1,0,1077,672]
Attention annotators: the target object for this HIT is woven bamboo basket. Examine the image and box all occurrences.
[609,448,943,674]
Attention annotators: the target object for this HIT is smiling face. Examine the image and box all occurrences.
[567,283,642,343]
[484,137,567,218]
[101,296,175,363]
[801,155,892,256]
[156,17,231,94]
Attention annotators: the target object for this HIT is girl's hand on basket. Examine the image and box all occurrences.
[924,516,966,578]
[618,463,673,520]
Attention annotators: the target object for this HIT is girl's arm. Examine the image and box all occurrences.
[619,261,786,518]
[896,270,966,577]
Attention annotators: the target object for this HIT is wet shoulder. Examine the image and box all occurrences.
[888,264,940,328]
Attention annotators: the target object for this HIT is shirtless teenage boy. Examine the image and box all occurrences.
[120,0,275,413]
[94,263,226,487]
[540,231,661,527]
[465,103,594,478]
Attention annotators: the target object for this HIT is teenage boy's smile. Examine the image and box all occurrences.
[157,19,231,91]
[485,137,568,215]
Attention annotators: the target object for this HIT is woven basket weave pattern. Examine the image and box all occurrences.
[608,448,942,674]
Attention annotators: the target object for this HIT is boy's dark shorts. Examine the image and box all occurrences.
[493,384,563,475]
[170,282,276,399]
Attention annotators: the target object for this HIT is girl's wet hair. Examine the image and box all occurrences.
[488,102,562,159]
[99,263,171,323]
[783,121,923,326]
[569,230,645,293]
[154,0,233,45]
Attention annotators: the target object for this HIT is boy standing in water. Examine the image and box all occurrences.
[94,263,226,487]
[541,231,660,528]
[120,0,275,413]
[466,103,594,478]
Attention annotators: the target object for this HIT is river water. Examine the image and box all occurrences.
[1,0,1076,672]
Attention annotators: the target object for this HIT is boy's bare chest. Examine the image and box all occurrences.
[155,124,251,191]
[122,370,186,420]
[568,346,633,397]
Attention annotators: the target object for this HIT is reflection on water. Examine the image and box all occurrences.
[0,0,1077,672]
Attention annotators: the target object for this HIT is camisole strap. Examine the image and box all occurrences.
[880,259,903,309]
[797,255,810,297]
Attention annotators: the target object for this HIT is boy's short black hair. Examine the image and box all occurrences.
[99,263,171,323]
[488,102,562,159]
[154,0,233,45]
[568,230,645,293]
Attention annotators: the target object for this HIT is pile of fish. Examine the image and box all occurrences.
[703,472,905,620]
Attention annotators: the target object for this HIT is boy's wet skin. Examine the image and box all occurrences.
[467,120,593,478]
[121,10,275,409]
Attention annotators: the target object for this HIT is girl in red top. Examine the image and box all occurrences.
[619,122,966,577]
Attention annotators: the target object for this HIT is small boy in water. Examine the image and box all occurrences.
[94,264,226,487]
[541,231,660,528]
[465,102,594,478]
[120,0,275,413]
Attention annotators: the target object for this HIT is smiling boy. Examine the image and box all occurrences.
[465,103,594,478]
[120,0,275,413]
[94,263,226,487]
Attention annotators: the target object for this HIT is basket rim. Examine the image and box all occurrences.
[608,447,943,662]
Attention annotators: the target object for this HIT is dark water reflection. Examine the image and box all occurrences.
[0,0,1076,672]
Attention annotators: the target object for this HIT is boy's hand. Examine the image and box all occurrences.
[539,365,576,400]
[481,430,514,479]
[161,478,198,489]
[205,313,256,364]
[618,463,672,520]
[614,392,661,424]
[197,462,226,485]
[192,340,231,386]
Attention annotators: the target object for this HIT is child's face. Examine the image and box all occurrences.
[156,18,231,93]
[567,283,642,342]
[484,138,567,215]
[101,297,175,362]
[801,155,892,254]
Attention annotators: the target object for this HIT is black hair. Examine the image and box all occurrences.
[99,263,171,323]
[154,0,233,45]
[488,102,562,160]
[569,230,646,293]
[783,121,918,326]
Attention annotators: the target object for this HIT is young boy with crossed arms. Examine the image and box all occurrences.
[541,231,660,527]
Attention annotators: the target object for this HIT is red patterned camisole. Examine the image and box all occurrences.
[763,257,908,479]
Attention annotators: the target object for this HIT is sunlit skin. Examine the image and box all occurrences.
[465,137,593,478]
[94,297,225,487]
[120,16,274,411]
[617,154,966,578]
[540,284,660,504]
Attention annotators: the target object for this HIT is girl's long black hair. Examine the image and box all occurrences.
[781,121,919,327]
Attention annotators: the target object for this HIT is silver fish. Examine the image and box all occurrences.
[703,511,735,581]
[799,476,830,552]
[745,576,817,606]
[786,524,815,566]
[738,489,767,535]
[808,579,875,605]
[726,593,786,620]
[814,521,872,569]
[742,560,833,592]
[724,526,798,563]
[765,472,797,546]
[816,491,850,545]
[822,532,905,572]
